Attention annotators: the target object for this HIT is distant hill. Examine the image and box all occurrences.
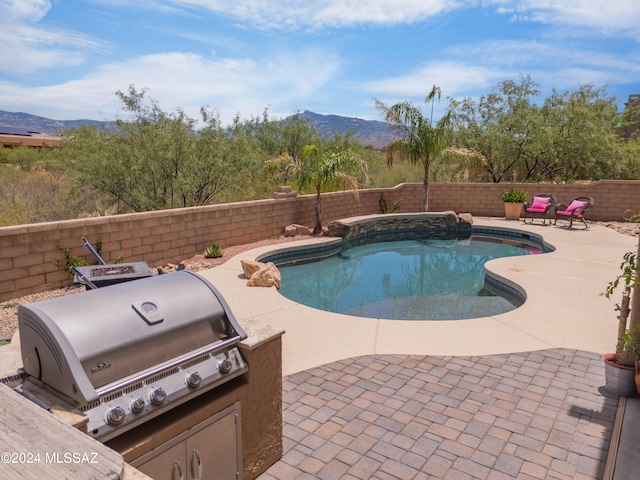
[0,110,110,135]
[296,110,392,149]
[0,109,393,148]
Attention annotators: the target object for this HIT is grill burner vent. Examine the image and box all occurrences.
[146,367,180,384]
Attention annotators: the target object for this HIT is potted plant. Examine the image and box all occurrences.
[500,188,528,220]
[603,214,640,396]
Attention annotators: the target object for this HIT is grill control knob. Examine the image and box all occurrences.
[149,387,167,406]
[106,406,126,426]
[186,371,202,389]
[217,357,233,374]
[130,397,145,414]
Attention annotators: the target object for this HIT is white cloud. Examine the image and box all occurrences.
[154,0,462,29]
[363,61,501,100]
[0,0,50,23]
[143,0,640,35]
[0,0,104,74]
[447,37,640,76]
[362,37,640,109]
[491,0,640,36]
[0,49,341,123]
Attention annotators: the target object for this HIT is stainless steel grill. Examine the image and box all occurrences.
[18,270,248,442]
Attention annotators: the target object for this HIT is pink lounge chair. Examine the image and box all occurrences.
[553,196,594,229]
[523,194,556,225]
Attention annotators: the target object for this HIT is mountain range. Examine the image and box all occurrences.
[0,110,109,136]
[297,110,392,148]
[0,109,393,149]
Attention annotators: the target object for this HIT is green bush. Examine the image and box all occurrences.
[52,248,90,278]
[500,188,528,203]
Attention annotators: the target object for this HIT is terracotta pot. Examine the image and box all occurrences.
[503,202,523,220]
[602,353,636,397]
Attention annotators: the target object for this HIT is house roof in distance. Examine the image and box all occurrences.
[0,125,62,147]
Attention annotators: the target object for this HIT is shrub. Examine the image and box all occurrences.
[52,248,90,278]
[379,195,401,214]
[52,238,127,277]
[500,188,528,203]
[204,243,224,258]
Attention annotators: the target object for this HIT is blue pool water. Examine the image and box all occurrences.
[274,234,543,320]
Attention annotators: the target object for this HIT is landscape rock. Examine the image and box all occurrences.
[283,224,312,237]
[443,211,460,228]
[326,221,351,237]
[241,260,262,277]
[241,260,281,289]
[458,213,474,225]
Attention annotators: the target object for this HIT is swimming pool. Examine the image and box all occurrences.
[263,228,550,320]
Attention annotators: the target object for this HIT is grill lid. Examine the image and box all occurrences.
[18,271,247,405]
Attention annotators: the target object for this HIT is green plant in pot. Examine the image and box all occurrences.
[500,188,528,220]
[602,213,640,396]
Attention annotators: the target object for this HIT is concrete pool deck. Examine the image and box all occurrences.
[197,217,639,479]
[199,217,637,377]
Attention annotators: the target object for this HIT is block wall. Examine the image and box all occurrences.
[0,180,638,301]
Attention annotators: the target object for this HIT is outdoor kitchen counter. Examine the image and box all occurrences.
[0,382,150,480]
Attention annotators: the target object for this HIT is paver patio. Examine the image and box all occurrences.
[258,350,619,479]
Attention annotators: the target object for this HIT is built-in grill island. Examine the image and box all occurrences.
[18,270,248,442]
[11,270,285,479]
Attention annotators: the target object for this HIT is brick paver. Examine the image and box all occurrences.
[258,349,619,479]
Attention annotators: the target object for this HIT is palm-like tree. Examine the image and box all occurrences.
[375,85,459,212]
[265,144,368,233]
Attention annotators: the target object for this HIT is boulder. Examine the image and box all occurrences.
[241,260,263,278]
[325,221,351,237]
[295,224,312,236]
[241,260,281,289]
[283,224,312,237]
[458,213,474,225]
[443,211,460,228]
[283,225,297,237]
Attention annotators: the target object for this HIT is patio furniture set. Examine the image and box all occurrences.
[522,194,594,229]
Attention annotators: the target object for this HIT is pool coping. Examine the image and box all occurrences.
[197,216,638,376]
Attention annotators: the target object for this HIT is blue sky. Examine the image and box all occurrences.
[1,0,639,126]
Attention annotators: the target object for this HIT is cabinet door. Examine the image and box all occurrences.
[185,409,239,480]
[136,442,187,480]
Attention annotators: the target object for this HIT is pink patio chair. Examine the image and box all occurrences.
[553,196,594,229]
[523,194,557,225]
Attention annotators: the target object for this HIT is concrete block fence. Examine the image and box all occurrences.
[0,180,638,302]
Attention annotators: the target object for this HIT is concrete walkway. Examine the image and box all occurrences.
[197,217,638,479]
